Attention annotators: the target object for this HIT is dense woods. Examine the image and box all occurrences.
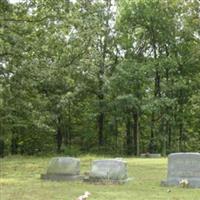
[0,0,200,156]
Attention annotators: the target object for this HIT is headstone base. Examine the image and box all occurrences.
[83,176,128,184]
[161,178,200,188]
[41,173,83,181]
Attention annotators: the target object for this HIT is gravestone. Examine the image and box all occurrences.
[161,152,200,188]
[41,157,82,181]
[84,159,128,183]
[140,153,161,158]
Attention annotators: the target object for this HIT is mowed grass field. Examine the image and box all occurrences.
[0,156,200,200]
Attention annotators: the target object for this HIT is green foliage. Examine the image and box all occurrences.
[63,146,81,157]
[0,0,199,155]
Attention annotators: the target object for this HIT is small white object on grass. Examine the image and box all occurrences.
[179,179,189,188]
[77,191,91,200]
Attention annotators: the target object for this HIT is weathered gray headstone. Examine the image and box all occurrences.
[161,152,200,188]
[85,159,128,183]
[140,153,161,158]
[41,157,82,181]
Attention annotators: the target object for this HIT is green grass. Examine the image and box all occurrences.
[0,156,200,200]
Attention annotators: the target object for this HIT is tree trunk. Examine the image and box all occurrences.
[114,117,118,150]
[0,139,5,157]
[64,103,71,147]
[161,119,167,156]
[179,122,183,152]
[155,70,161,98]
[98,111,104,146]
[149,112,156,153]
[11,133,18,154]
[149,29,161,154]
[178,90,184,152]
[165,67,170,155]
[56,116,62,153]
[168,124,172,152]
[149,68,161,154]
[133,111,139,156]
[97,60,105,147]
[126,117,132,155]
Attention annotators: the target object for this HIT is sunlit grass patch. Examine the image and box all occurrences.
[0,178,18,186]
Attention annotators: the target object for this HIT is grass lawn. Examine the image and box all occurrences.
[0,155,200,200]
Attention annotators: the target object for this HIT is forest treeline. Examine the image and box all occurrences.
[0,0,200,156]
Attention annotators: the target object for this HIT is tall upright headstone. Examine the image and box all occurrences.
[41,157,82,181]
[161,152,200,188]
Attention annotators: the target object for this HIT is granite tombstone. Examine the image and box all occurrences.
[41,157,82,181]
[161,152,200,188]
[85,159,128,183]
